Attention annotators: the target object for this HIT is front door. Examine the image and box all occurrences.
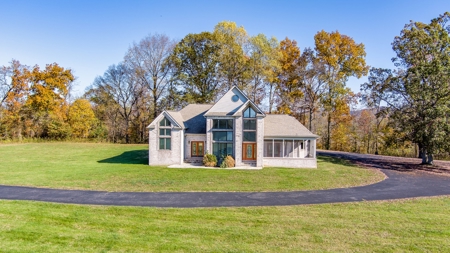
[243,143,257,160]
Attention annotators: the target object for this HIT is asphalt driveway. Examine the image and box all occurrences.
[1,151,450,207]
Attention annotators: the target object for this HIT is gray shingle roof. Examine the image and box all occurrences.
[165,111,185,128]
[264,114,318,138]
[179,104,213,134]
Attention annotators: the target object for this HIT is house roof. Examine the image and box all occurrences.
[264,114,318,138]
[204,86,265,117]
[179,104,213,134]
[165,111,185,129]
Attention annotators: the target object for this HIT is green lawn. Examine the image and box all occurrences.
[0,143,384,192]
[0,197,449,252]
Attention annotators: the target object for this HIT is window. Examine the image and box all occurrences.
[263,139,312,158]
[243,107,256,118]
[191,141,204,157]
[159,117,171,150]
[284,140,293,157]
[273,140,283,157]
[213,131,233,141]
[160,118,171,127]
[243,119,256,130]
[212,118,234,157]
[243,107,257,142]
[213,119,233,129]
[213,143,233,158]
[264,140,273,157]
[243,132,256,142]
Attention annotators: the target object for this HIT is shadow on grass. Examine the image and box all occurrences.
[318,151,450,175]
[317,155,358,168]
[98,150,148,165]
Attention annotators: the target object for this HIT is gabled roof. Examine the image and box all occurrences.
[232,100,265,117]
[204,86,265,117]
[264,114,318,138]
[147,111,184,129]
[179,104,213,134]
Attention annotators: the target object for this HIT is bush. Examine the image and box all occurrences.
[220,155,235,168]
[203,153,217,167]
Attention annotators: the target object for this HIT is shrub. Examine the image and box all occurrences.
[220,155,235,168]
[203,153,217,167]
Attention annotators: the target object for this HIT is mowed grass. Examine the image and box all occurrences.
[0,197,449,252]
[0,143,384,192]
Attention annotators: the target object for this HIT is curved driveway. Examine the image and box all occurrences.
[1,151,450,207]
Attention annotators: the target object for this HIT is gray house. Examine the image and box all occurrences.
[148,86,318,168]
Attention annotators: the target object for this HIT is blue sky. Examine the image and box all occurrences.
[1,0,449,96]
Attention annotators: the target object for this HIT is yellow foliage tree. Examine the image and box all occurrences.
[68,99,97,138]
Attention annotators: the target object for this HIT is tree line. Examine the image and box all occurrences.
[1,14,449,163]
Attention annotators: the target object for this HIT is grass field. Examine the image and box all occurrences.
[0,197,449,252]
[0,143,384,192]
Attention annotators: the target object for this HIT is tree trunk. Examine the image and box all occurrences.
[326,113,331,150]
[309,108,313,131]
[418,143,423,159]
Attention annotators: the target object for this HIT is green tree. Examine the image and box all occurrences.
[169,32,221,103]
[363,12,450,164]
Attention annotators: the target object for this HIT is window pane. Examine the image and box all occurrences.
[250,108,256,117]
[244,119,256,130]
[264,140,273,157]
[166,138,171,150]
[160,119,165,126]
[198,142,204,156]
[213,120,219,129]
[192,142,197,156]
[227,131,233,141]
[227,119,233,129]
[166,129,171,136]
[246,144,252,158]
[160,129,165,135]
[243,132,256,142]
[159,138,165,149]
[273,141,283,157]
[226,143,233,156]
[284,140,293,157]
[244,108,249,118]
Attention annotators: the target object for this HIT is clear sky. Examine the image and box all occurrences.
[1,0,449,97]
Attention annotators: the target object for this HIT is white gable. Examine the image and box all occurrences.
[204,87,247,116]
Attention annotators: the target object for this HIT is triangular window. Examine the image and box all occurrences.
[243,107,256,118]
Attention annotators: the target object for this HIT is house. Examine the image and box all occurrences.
[148,86,318,168]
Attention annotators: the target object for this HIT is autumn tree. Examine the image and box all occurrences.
[124,33,176,119]
[68,99,96,138]
[314,30,369,150]
[25,63,74,139]
[247,34,280,107]
[275,37,304,116]
[169,32,221,103]
[213,21,250,91]
[0,60,29,139]
[297,48,326,131]
[363,12,450,164]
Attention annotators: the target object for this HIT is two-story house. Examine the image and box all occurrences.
[148,86,318,168]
